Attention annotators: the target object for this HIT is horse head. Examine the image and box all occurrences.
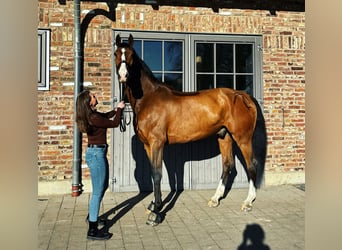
[114,34,143,99]
[115,34,134,83]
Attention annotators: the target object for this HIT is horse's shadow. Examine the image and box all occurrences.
[101,134,241,228]
[99,191,151,229]
[131,134,239,222]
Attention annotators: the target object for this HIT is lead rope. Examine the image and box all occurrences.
[119,84,131,132]
[119,107,131,132]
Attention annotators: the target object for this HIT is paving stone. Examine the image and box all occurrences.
[38,185,304,249]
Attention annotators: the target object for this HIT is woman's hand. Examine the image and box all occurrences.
[117,101,125,109]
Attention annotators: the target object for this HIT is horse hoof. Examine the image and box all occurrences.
[208,199,219,208]
[146,211,161,226]
[146,201,155,215]
[241,204,252,212]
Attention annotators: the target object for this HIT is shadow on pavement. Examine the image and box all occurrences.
[237,223,270,250]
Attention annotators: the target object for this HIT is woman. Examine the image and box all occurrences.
[76,90,125,240]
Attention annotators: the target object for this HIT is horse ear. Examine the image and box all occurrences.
[128,34,134,48]
[115,34,121,46]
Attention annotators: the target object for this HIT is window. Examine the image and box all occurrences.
[38,29,50,90]
[195,42,254,95]
[191,34,262,98]
[122,35,185,91]
[114,31,263,102]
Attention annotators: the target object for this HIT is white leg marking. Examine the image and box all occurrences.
[209,179,225,207]
[241,180,256,211]
[214,179,225,200]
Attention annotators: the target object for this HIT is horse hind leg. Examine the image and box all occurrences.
[242,177,256,212]
[208,135,234,208]
[239,142,257,212]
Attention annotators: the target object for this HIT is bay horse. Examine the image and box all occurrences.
[114,34,267,226]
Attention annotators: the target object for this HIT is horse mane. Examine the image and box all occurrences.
[134,52,200,97]
[171,90,200,96]
[137,54,158,82]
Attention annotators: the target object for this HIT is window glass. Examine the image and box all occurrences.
[126,39,184,91]
[197,74,214,90]
[195,41,255,94]
[144,41,162,71]
[165,73,182,91]
[236,44,253,73]
[133,40,142,58]
[236,75,253,95]
[164,41,183,71]
[216,75,234,89]
[196,43,214,72]
[154,73,162,82]
[38,34,42,84]
[216,44,233,73]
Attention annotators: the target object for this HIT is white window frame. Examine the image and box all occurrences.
[38,29,50,91]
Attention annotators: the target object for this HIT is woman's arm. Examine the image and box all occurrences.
[103,109,116,119]
[90,108,123,128]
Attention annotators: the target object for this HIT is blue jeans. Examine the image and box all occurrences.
[85,146,109,222]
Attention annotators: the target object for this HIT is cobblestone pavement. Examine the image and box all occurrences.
[38,185,304,250]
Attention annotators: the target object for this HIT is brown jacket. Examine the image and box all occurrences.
[87,108,123,145]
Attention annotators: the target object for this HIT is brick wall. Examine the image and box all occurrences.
[38,1,305,190]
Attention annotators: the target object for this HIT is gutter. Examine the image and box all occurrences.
[71,0,83,197]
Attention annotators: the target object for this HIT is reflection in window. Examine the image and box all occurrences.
[196,43,214,72]
[165,42,183,71]
[216,44,233,73]
[144,41,162,71]
[131,39,184,91]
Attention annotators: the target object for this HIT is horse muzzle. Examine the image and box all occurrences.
[118,62,128,83]
[119,76,127,83]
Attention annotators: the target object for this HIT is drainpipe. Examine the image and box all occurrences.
[72,0,82,197]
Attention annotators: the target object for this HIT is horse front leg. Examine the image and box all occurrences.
[145,143,163,226]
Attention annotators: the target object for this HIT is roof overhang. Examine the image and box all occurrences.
[58,0,305,15]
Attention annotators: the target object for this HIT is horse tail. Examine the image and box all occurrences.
[251,97,267,189]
